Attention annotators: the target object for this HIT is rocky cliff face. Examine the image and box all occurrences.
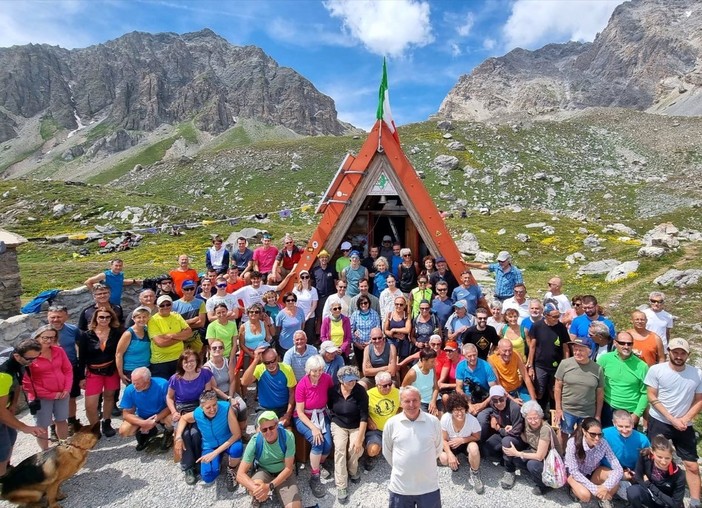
[0,29,347,141]
[438,0,702,121]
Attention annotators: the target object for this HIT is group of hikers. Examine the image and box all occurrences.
[0,231,700,508]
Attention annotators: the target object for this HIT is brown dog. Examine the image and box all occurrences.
[0,421,101,507]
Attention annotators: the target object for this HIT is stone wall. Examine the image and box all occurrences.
[0,246,24,319]
[0,285,142,348]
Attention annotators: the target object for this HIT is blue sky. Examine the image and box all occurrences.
[0,0,623,130]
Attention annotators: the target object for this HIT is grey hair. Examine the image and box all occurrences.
[589,320,610,338]
[399,248,411,257]
[305,355,326,374]
[337,365,361,383]
[293,330,307,340]
[399,385,421,398]
[462,343,478,355]
[520,400,544,418]
[489,300,502,310]
[649,291,665,301]
[199,389,218,404]
[612,409,633,424]
[373,256,389,270]
[131,366,151,381]
[375,371,392,384]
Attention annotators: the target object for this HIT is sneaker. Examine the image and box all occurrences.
[532,485,548,496]
[471,469,484,495]
[363,456,376,472]
[225,467,238,492]
[184,468,197,485]
[349,470,361,483]
[50,424,58,441]
[500,471,516,490]
[309,474,325,498]
[337,487,348,503]
[101,419,116,438]
[250,500,261,508]
[598,500,614,508]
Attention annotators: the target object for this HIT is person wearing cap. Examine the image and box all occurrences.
[147,295,192,380]
[230,236,254,283]
[237,411,300,508]
[364,371,400,471]
[335,241,353,277]
[78,282,125,331]
[379,235,394,261]
[252,232,279,283]
[554,337,604,450]
[171,280,206,357]
[241,343,296,427]
[488,339,537,409]
[383,385,443,507]
[527,301,571,413]
[84,258,140,307]
[437,339,464,409]
[644,337,702,507]
[429,256,459,295]
[461,307,500,360]
[341,250,369,299]
[319,341,345,383]
[270,234,303,283]
[310,249,337,331]
[282,331,318,382]
[169,254,199,298]
[467,251,523,302]
[329,365,368,503]
[596,331,649,428]
[451,270,483,317]
[481,385,523,461]
[445,300,476,343]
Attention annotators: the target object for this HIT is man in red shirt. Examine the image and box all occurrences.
[170,254,199,297]
[270,234,302,283]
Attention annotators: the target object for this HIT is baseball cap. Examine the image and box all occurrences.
[262,232,272,239]
[570,337,590,348]
[349,250,361,258]
[181,280,196,289]
[320,341,340,354]
[339,371,360,383]
[382,235,392,242]
[255,341,271,351]
[668,338,689,353]
[299,269,310,276]
[340,241,352,250]
[435,256,446,263]
[453,301,466,309]
[156,295,172,306]
[443,340,459,351]
[489,385,506,398]
[257,410,279,425]
[497,251,511,262]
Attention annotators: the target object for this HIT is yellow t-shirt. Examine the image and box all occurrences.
[329,319,345,348]
[148,313,189,364]
[367,386,400,431]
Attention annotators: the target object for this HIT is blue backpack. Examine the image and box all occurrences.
[21,289,61,314]
[253,424,287,466]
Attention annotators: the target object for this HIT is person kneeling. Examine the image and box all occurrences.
[237,411,301,508]
[626,436,685,508]
[173,390,243,490]
[439,392,483,494]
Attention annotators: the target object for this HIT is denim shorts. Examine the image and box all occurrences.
[559,410,586,435]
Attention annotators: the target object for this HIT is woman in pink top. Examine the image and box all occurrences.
[293,355,334,498]
[22,325,73,450]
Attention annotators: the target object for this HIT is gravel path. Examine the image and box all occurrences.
[1,404,586,508]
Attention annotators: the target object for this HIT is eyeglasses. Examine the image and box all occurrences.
[476,317,487,321]
[585,431,603,439]
[444,348,456,353]
[394,302,405,307]
[649,299,664,304]
[331,306,341,311]
[402,254,412,258]
[97,315,112,320]
[22,355,39,363]
[616,340,634,346]
[182,287,195,291]
[285,299,296,303]
[378,383,393,389]
[437,288,447,292]
[285,241,294,245]
[260,425,277,433]
[418,280,427,284]
[158,303,172,308]
[420,307,430,311]
[38,335,55,341]
[263,360,277,366]
[492,397,506,403]
[429,342,442,347]
[360,301,370,305]
[210,346,224,350]
[248,310,261,314]
[300,275,310,279]
[545,313,561,319]
[216,283,227,288]
[370,336,384,341]
[573,302,582,307]
[337,285,347,289]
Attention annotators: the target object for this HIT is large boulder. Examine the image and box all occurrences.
[637,246,666,258]
[577,259,621,276]
[605,261,639,282]
[431,155,460,172]
[456,232,480,255]
[654,269,702,288]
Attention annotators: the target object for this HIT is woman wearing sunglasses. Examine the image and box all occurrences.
[319,302,352,359]
[203,339,248,438]
[275,292,306,358]
[294,270,319,346]
[564,417,623,507]
[78,306,122,437]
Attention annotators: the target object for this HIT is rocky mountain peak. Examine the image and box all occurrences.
[438,0,702,121]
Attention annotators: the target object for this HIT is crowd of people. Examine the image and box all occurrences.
[0,233,700,508]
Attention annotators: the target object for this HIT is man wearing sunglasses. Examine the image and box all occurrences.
[270,234,303,284]
[147,295,192,379]
[237,411,301,508]
[642,291,673,350]
[0,339,47,475]
[205,275,240,322]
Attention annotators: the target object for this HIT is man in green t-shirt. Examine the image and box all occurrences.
[236,411,300,508]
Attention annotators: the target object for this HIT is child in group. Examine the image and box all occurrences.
[626,435,685,508]
[262,290,281,322]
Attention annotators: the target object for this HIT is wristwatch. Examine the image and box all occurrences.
[268,482,275,492]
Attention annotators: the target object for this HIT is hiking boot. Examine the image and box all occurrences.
[337,487,349,503]
[250,499,261,508]
[226,467,238,492]
[184,468,197,485]
[500,471,516,490]
[309,474,325,498]
[363,456,376,472]
[101,419,116,438]
[160,429,173,450]
[50,424,58,441]
[349,470,361,483]
[471,469,484,495]
[532,485,548,496]
[598,500,614,508]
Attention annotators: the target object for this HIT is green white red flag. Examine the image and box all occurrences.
[376,58,400,144]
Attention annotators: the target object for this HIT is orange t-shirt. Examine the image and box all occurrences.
[488,352,522,393]
[629,330,661,367]
[170,269,199,297]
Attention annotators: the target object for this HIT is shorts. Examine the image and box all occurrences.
[559,410,586,435]
[251,468,301,506]
[34,397,70,428]
[150,360,178,380]
[648,416,699,462]
[85,370,121,397]
[185,335,203,354]
[364,430,382,448]
[389,489,441,508]
[0,423,18,462]
[70,363,82,398]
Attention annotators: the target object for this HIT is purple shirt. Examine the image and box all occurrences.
[294,373,334,416]
[168,369,213,406]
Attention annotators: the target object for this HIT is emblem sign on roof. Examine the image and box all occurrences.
[368,172,398,196]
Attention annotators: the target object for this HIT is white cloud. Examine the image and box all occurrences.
[324,0,433,57]
[483,38,496,50]
[450,43,462,57]
[503,0,622,50]
[456,12,475,37]
[265,18,355,48]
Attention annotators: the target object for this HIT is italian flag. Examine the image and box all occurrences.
[376,58,400,144]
